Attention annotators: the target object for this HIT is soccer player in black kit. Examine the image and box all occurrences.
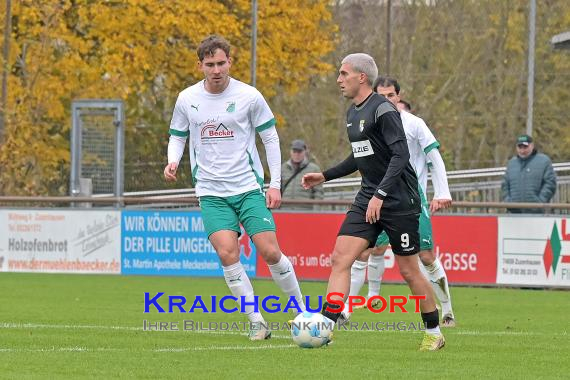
[302,53,445,351]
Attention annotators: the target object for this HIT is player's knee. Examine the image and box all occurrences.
[398,266,415,283]
[331,250,354,270]
[352,259,367,272]
[356,250,369,262]
[217,247,240,264]
[419,249,435,265]
[258,246,281,265]
[371,246,387,256]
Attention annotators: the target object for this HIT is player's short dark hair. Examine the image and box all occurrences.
[373,76,400,94]
[398,100,412,111]
[197,35,231,61]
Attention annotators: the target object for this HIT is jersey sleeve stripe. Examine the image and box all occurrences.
[374,102,398,120]
[255,118,276,132]
[169,128,189,137]
[191,150,199,184]
[423,141,440,154]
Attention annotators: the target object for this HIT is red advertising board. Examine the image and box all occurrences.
[383,215,498,284]
[257,213,498,285]
[256,213,345,280]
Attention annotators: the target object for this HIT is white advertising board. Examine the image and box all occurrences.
[497,217,570,287]
[0,210,121,274]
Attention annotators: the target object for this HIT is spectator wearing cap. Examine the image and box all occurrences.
[501,134,557,213]
[281,139,324,209]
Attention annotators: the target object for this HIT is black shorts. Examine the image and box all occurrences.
[337,203,420,256]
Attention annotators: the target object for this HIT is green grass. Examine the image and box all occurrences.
[1,273,569,379]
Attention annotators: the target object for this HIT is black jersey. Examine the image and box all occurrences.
[324,93,420,214]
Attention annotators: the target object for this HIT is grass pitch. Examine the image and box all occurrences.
[1,273,569,379]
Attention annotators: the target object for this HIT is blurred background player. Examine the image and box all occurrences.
[164,35,305,340]
[397,99,411,112]
[303,54,444,351]
[342,76,456,328]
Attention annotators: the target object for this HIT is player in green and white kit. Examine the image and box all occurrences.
[164,35,305,340]
[342,77,456,327]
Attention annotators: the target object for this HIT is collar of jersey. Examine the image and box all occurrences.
[354,92,374,110]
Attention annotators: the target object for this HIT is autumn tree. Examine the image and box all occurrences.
[276,0,570,172]
[0,0,336,195]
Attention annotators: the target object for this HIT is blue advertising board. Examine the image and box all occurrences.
[121,210,256,276]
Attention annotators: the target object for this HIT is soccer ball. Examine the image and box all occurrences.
[290,311,333,348]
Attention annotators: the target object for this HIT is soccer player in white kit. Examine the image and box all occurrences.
[343,77,456,327]
[164,35,305,340]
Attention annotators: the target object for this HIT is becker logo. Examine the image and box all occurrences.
[200,123,234,141]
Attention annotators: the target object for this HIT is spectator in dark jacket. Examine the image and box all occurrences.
[281,139,324,210]
[501,134,557,213]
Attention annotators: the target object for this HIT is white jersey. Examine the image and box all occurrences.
[169,78,276,197]
[400,110,439,197]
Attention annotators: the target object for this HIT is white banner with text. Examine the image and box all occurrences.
[0,210,121,274]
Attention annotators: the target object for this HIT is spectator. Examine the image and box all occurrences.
[501,134,557,213]
[281,139,324,209]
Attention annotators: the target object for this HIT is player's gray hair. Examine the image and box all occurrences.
[341,53,378,86]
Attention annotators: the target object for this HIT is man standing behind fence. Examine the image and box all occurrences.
[501,134,557,213]
[281,139,324,210]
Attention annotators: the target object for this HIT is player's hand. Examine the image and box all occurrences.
[301,173,325,189]
[164,162,178,182]
[266,187,281,209]
[430,198,452,213]
[366,196,383,224]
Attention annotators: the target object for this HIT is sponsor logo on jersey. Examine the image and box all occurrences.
[351,140,374,158]
[359,119,365,132]
[226,101,236,113]
[346,123,352,128]
[200,123,234,142]
[191,104,199,112]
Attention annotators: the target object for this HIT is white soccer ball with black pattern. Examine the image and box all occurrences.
[290,311,333,348]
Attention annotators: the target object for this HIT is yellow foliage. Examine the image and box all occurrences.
[0,0,336,195]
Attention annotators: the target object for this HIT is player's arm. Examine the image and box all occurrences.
[252,91,281,208]
[366,107,409,223]
[302,153,357,190]
[258,125,282,208]
[415,117,451,212]
[165,95,189,182]
[373,106,410,201]
[426,148,452,212]
[323,153,358,181]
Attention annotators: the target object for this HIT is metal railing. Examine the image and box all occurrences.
[1,162,568,213]
[322,162,570,213]
[1,196,569,214]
